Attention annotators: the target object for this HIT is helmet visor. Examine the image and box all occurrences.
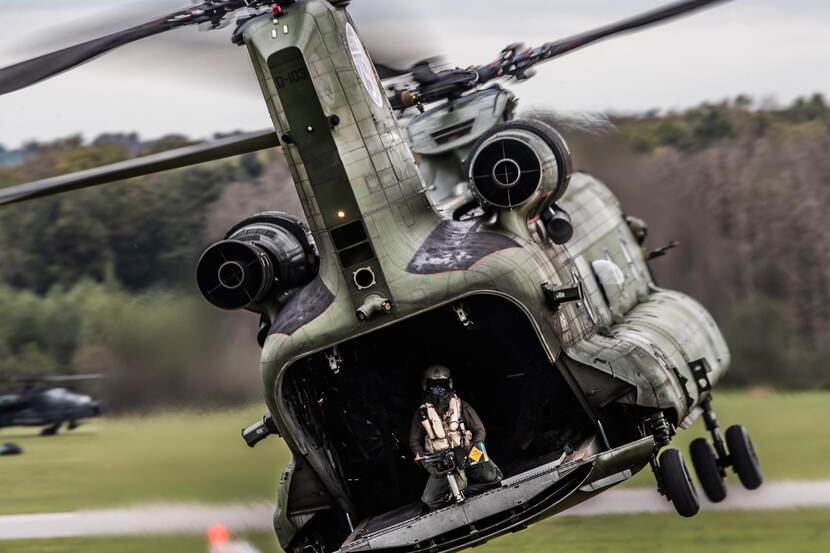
[425,378,451,397]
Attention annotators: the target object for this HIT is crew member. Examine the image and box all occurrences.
[409,364,501,510]
[624,214,648,246]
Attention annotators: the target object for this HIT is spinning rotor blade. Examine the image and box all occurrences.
[390,0,731,109]
[0,130,279,206]
[0,0,440,98]
[0,1,270,97]
[0,11,187,96]
[40,374,108,383]
[540,0,729,61]
[0,373,107,385]
[375,64,411,80]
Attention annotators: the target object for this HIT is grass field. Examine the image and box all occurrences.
[0,405,291,515]
[1,392,828,516]
[5,510,830,553]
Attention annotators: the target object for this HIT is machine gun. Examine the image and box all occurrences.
[388,0,727,111]
[420,449,466,503]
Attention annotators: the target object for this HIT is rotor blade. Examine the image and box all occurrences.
[375,63,411,80]
[541,0,730,61]
[0,130,279,206]
[41,374,109,382]
[0,11,189,97]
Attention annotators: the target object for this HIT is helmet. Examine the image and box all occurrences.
[625,215,648,245]
[422,364,453,391]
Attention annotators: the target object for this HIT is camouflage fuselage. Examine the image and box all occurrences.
[239,1,728,548]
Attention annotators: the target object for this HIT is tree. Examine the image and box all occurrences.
[688,105,734,148]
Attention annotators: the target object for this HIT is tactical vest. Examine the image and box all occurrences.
[420,394,473,453]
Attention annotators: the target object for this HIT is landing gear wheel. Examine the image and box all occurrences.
[689,437,727,502]
[40,423,60,436]
[725,425,763,490]
[659,448,700,517]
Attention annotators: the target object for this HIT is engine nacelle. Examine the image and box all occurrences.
[464,120,572,213]
[196,212,318,311]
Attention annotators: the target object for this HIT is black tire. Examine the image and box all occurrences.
[689,438,727,503]
[659,448,700,517]
[726,425,763,490]
[40,424,60,436]
[0,443,23,456]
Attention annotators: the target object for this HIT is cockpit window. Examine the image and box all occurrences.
[44,388,87,402]
[591,259,630,320]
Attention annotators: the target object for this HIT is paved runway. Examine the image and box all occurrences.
[2,481,829,540]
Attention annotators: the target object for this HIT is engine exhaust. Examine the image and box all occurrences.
[196,212,318,310]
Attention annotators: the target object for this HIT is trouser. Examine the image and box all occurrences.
[421,462,502,510]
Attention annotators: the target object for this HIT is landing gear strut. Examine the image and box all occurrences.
[689,397,763,502]
[657,448,700,517]
[725,424,763,489]
[645,412,700,517]
[690,397,728,502]
[40,421,62,436]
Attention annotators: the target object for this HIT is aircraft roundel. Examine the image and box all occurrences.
[346,23,384,109]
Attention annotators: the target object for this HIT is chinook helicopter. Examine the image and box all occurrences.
[0,0,764,552]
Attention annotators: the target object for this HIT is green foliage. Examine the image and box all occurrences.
[723,298,801,386]
[653,120,690,148]
[611,94,830,153]
[780,93,829,124]
[720,299,828,388]
[239,151,265,178]
[686,103,734,146]
[0,136,252,292]
[0,281,259,407]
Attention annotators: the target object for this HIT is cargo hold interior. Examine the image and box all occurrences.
[282,294,596,537]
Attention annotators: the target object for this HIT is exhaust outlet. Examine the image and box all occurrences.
[196,212,318,310]
[541,204,574,245]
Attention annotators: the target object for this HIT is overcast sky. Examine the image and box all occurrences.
[0,0,828,148]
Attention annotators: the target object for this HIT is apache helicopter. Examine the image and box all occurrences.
[0,0,764,552]
[0,375,104,435]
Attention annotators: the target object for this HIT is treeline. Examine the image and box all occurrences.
[0,134,277,409]
[610,93,830,153]
[0,281,261,409]
[0,134,265,293]
[0,95,828,406]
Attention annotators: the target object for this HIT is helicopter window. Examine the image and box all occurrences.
[44,388,76,401]
[591,259,629,320]
[574,257,612,330]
